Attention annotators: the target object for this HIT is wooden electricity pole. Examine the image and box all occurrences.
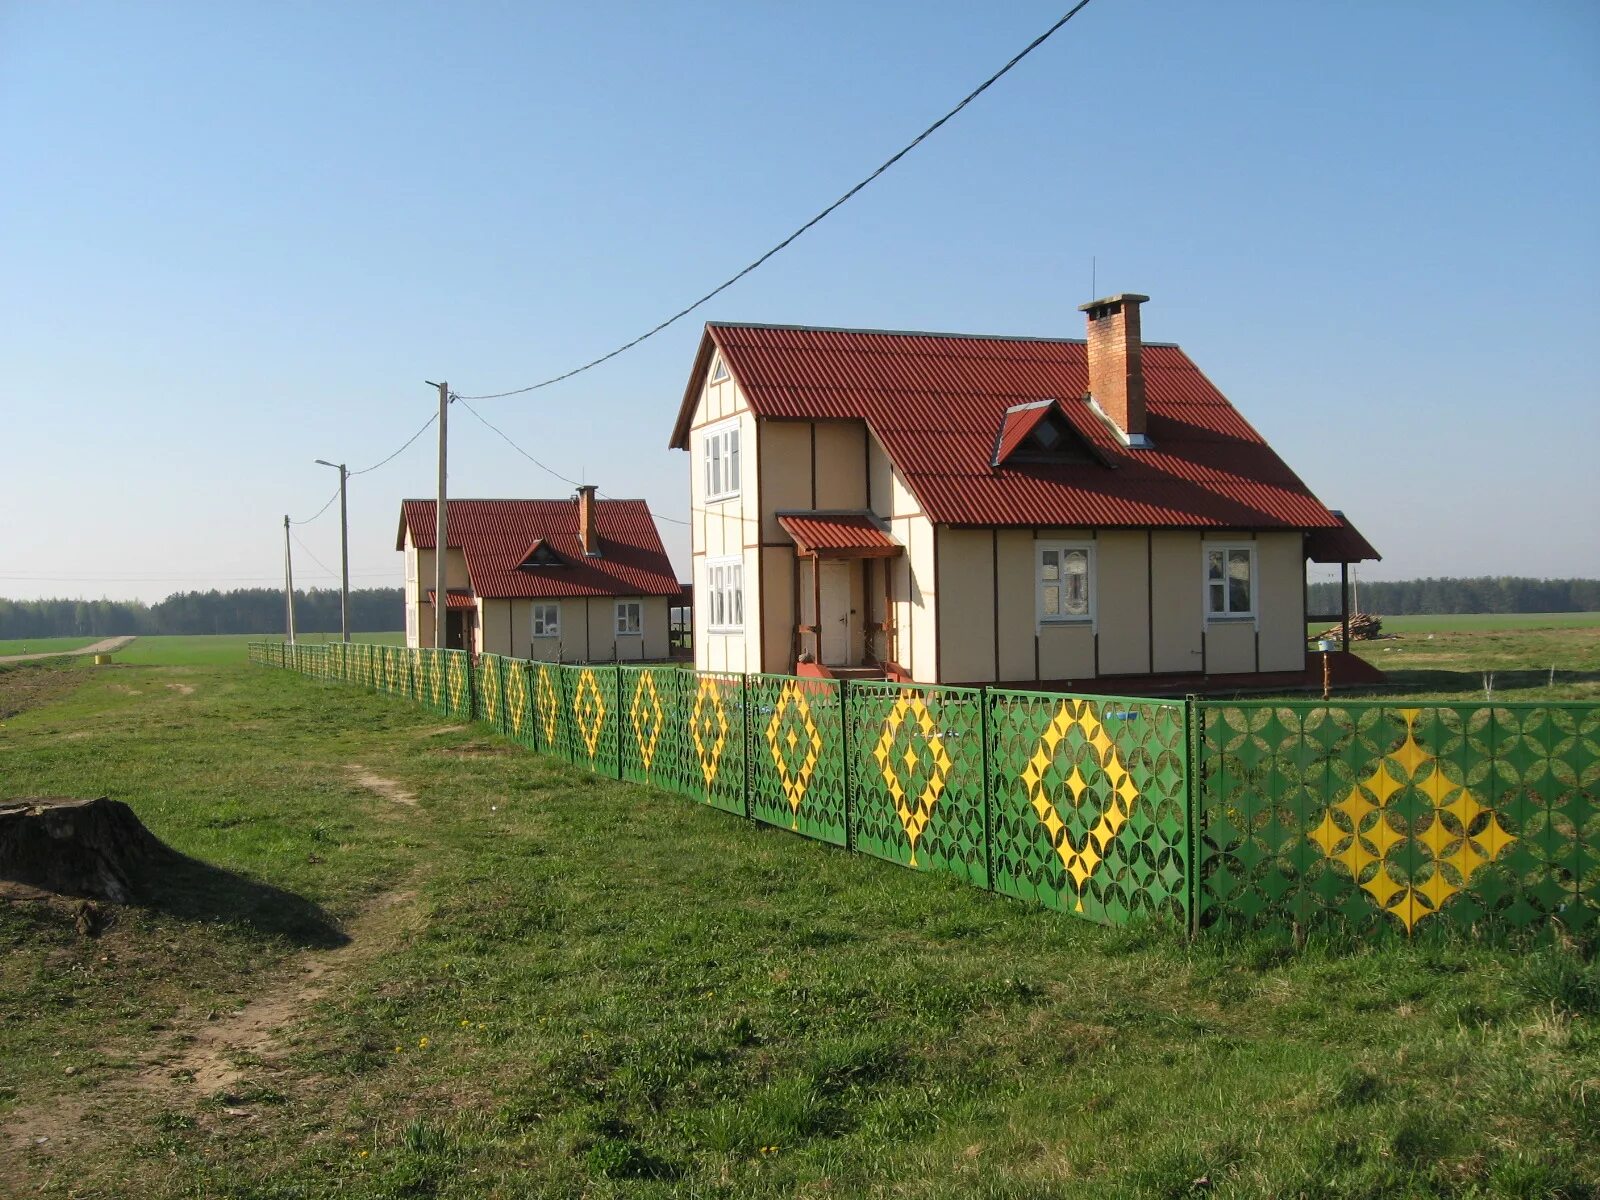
[282,515,297,645]
[428,380,449,649]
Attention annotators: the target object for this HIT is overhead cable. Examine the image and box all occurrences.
[453,1,1097,401]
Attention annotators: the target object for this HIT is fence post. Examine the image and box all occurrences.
[741,673,752,819]
[615,666,625,780]
[980,685,996,894]
[840,679,854,852]
[1185,694,1202,936]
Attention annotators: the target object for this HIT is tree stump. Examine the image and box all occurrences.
[0,797,175,903]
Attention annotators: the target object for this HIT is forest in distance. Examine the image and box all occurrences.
[1,577,1597,639]
[0,588,403,639]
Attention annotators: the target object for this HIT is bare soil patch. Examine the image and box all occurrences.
[344,765,417,807]
[165,682,196,696]
[0,662,84,722]
[1,888,419,1173]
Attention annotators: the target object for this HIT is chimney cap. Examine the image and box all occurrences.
[1078,293,1150,313]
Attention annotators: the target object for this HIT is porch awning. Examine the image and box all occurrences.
[778,513,902,559]
[1305,513,1381,564]
[425,589,477,609]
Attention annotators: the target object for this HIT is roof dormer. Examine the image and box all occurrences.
[991,399,1107,469]
[516,538,565,570]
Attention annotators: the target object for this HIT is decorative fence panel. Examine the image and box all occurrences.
[250,643,1597,940]
[745,674,846,845]
[619,666,689,794]
[846,681,988,886]
[1197,702,1600,937]
[986,689,1192,926]
[561,664,620,777]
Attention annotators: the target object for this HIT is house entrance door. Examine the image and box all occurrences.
[820,560,852,667]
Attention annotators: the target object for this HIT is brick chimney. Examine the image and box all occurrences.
[1078,292,1151,445]
[576,485,600,556]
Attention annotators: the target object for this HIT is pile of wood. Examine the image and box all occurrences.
[1312,613,1384,643]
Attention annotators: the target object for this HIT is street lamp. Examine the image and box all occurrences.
[314,459,350,643]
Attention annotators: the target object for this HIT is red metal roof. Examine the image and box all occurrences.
[670,324,1374,548]
[425,589,478,609]
[778,513,902,558]
[399,499,681,599]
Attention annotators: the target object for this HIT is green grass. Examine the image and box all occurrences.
[108,632,403,667]
[1,655,1596,1198]
[1311,611,1600,634]
[0,635,100,657]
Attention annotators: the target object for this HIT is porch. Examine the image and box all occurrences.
[778,513,903,675]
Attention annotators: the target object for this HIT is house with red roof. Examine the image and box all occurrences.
[397,490,682,661]
[668,292,1379,690]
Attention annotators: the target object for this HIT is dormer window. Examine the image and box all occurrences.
[517,539,564,569]
[991,400,1103,469]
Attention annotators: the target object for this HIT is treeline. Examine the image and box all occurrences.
[0,588,404,638]
[1308,577,1600,616]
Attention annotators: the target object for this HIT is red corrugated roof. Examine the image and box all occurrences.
[670,324,1373,548]
[425,589,478,609]
[399,499,681,599]
[778,513,902,557]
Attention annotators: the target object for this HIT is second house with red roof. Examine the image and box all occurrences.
[397,491,681,662]
[668,292,1378,690]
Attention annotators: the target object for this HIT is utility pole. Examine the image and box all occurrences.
[314,459,351,643]
[282,515,297,644]
[426,380,449,649]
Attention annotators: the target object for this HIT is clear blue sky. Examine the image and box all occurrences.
[4,1,1596,604]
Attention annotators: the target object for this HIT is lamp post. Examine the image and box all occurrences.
[314,459,350,643]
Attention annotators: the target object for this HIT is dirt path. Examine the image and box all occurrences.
[0,887,419,1174]
[0,636,136,665]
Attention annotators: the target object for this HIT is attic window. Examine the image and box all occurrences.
[710,356,729,383]
[517,539,564,569]
[1013,411,1094,465]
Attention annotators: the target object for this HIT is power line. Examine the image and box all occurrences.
[453,1,1097,401]
[0,571,394,584]
[289,531,338,580]
[290,410,440,524]
[454,397,691,525]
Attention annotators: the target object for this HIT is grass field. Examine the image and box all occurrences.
[1311,612,1600,635]
[1,648,1596,1197]
[0,636,99,657]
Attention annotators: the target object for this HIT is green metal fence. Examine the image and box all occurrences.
[1196,701,1600,937]
[249,642,1598,939]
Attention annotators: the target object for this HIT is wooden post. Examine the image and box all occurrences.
[1340,562,1350,652]
[812,553,822,664]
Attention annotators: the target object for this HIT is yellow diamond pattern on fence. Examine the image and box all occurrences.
[505,662,528,736]
[765,681,823,828]
[690,677,730,787]
[446,654,468,714]
[573,668,607,761]
[481,657,500,724]
[536,666,560,745]
[426,653,443,706]
[872,693,951,867]
[1308,709,1516,933]
[629,671,666,772]
[1019,699,1139,911]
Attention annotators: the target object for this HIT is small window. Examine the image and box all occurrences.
[710,356,729,383]
[703,421,741,501]
[532,603,560,638]
[1037,542,1093,624]
[616,601,642,636]
[707,557,744,632]
[1205,544,1256,618]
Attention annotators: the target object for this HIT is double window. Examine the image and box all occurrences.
[615,601,642,636]
[532,603,560,638]
[1037,542,1093,624]
[703,421,741,501]
[707,557,744,632]
[1205,544,1256,618]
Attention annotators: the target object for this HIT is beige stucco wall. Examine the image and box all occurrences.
[690,364,762,675]
[1257,533,1307,672]
[1151,532,1204,673]
[475,595,672,662]
[403,538,469,649]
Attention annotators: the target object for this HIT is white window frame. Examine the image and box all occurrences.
[532,603,560,638]
[1036,541,1095,627]
[615,600,642,637]
[710,355,729,383]
[702,419,741,503]
[706,556,744,634]
[1204,542,1257,621]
